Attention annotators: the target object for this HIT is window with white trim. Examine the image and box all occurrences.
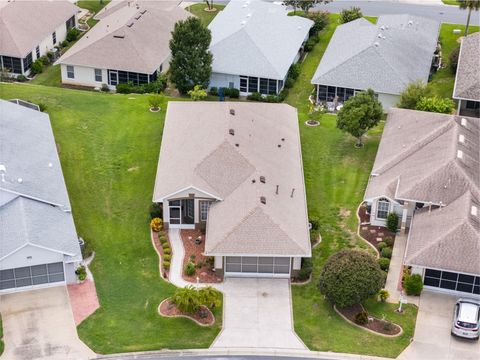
[377,198,389,219]
[200,201,211,221]
[52,31,57,45]
[94,68,102,82]
[66,65,74,79]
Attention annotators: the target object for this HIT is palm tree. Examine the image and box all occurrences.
[199,286,221,309]
[171,286,201,314]
[459,0,480,36]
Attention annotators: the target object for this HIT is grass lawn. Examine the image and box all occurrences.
[427,23,479,98]
[186,4,225,26]
[0,316,3,355]
[288,14,418,358]
[0,83,222,354]
[77,0,110,27]
[442,0,460,5]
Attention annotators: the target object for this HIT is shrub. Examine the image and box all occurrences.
[397,80,428,109]
[386,212,399,233]
[308,11,329,35]
[304,37,317,52]
[171,285,201,313]
[416,96,455,114]
[159,235,167,244]
[66,27,80,42]
[30,60,44,74]
[150,217,163,232]
[265,95,278,103]
[163,254,171,262]
[247,92,263,101]
[449,46,460,73]
[309,216,320,231]
[278,88,289,102]
[196,261,204,269]
[340,7,363,24]
[46,51,55,62]
[228,88,240,98]
[163,261,170,270]
[209,86,218,96]
[16,75,27,82]
[381,247,393,259]
[354,310,369,325]
[60,40,69,48]
[149,93,163,109]
[383,320,394,331]
[75,265,87,281]
[288,63,301,80]
[39,55,50,66]
[377,242,387,251]
[404,274,423,296]
[162,242,170,249]
[188,85,208,101]
[378,289,390,302]
[149,202,163,219]
[184,261,196,276]
[284,77,295,89]
[377,257,390,271]
[318,250,386,308]
[198,286,222,309]
[297,258,313,281]
[101,83,110,92]
[384,236,395,247]
[142,76,167,93]
[163,247,171,255]
[116,83,133,94]
[38,103,47,112]
[81,238,93,259]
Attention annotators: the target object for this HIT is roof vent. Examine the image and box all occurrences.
[290,188,295,198]
[374,42,379,47]
[235,143,239,147]
[17,178,23,184]
[459,134,465,144]
[114,33,125,38]
[127,22,134,27]
[457,150,463,159]
[276,185,279,195]
[229,128,235,136]
[252,179,256,184]
[281,138,285,142]
[461,118,468,127]
[408,20,413,26]
[260,196,266,205]
[471,205,478,217]
[260,176,266,184]
[378,33,382,38]
[140,9,147,14]
[380,25,385,31]
[278,144,281,148]
[230,108,235,115]
[135,15,141,20]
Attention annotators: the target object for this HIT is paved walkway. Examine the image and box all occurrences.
[67,280,100,326]
[168,228,201,288]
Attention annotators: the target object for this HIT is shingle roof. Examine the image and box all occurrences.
[0,100,81,261]
[311,15,440,95]
[453,32,480,101]
[0,0,79,58]
[208,1,313,80]
[153,102,310,257]
[57,1,189,74]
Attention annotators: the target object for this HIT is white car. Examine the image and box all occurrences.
[451,298,480,340]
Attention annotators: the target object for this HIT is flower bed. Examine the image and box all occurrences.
[152,230,171,279]
[158,298,215,326]
[358,204,396,251]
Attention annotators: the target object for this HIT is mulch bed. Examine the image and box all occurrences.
[159,299,215,326]
[152,231,170,279]
[180,230,223,284]
[358,204,396,251]
[338,304,402,336]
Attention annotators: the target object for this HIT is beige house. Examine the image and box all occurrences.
[153,102,311,278]
[364,108,479,297]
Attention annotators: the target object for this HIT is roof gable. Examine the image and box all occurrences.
[453,32,480,101]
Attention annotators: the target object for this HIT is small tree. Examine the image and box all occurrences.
[171,286,201,313]
[66,27,80,42]
[318,250,386,308]
[336,89,383,147]
[415,96,455,114]
[378,289,390,302]
[397,80,428,109]
[198,286,221,309]
[386,212,399,233]
[188,85,208,101]
[204,0,215,11]
[340,7,363,24]
[404,274,423,296]
[169,17,212,94]
[459,0,480,36]
[30,60,44,75]
[148,93,163,110]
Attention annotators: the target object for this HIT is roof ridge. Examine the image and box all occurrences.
[243,28,282,78]
[373,43,411,88]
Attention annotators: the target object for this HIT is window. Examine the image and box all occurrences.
[23,52,33,72]
[94,69,102,82]
[268,79,277,95]
[259,78,268,94]
[248,76,258,93]
[424,268,480,295]
[1,56,22,74]
[200,201,211,221]
[66,65,74,79]
[108,70,118,85]
[327,86,336,101]
[317,85,327,101]
[52,31,57,45]
[336,87,346,102]
[376,198,389,219]
[240,76,247,92]
[35,46,40,59]
[278,80,284,91]
[345,88,355,100]
[66,15,76,30]
[466,101,479,110]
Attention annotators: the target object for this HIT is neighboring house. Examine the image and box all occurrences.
[311,15,440,110]
[364,108,479,297]
[56,1,189,89]
[0,0,78,76]
[153,102,311,278]
[453,32,480,118]
[207,1,313,96]
[0,99,82,293]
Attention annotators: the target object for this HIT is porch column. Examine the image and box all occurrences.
[400,201,409,234]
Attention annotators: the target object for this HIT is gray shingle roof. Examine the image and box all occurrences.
[0,100,81,261]
[153,102,310,257]
[208,1,313,80]
[453,32,480,101]
[0,0,79,58]
[311,15,440,95]
[57,2,189,74]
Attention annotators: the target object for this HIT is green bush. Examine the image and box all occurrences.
[309,216,320,231]
[288,63,301,80]
[377,242,387,251]
[278,88,289,102]
[297,258,313,281]
[75,265,87,281]
[377,257,390,271]
[449,46,460,74]
[142,75,167,93]
[163,248,171,255]
[340,7,363,24]
[381,247,393,259]
[163,254,171,262]
[46,51,55,62]
[397,80,428,109]
[404,274,423,296]
[265,95,278,103]
[38,103,47,112]
[116,83,133,94]
[284,77,295,89]
[354,310,369,325]
[384,236,395,247]
[149,93,164,109]
[184,262,196,276]
[386,212,399,233]
[306,11,329,35]
[163,261,170,270]
[209,86,218,96]
[16,75,27,82]
[161,242,170,249]
[149,202,163,219]
[66,27,80,42]
[304,37,317,52]
[60,40,69,48]
[416,96,455,114]
[30,60,44,74]
[228,88,240,98]
[378,289,390,302]
[247,92,263,101]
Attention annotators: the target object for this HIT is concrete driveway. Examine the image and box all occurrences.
[211,278,306,350]
[399,291,480,360]
[0,286,95,360]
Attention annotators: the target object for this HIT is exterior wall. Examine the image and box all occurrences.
[0,245,64,269]
[209,72,240,91]
[60,64,108,88]
[458,99,480,117]
[64,262,79,284]
[369,197,403,227]
[377,93,400,111]
[292,257,301,270]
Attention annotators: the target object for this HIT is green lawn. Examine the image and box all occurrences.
[0,83,222,354]
[427,23,479,98]
[77,0,110,27]
[186,3,225,26]
[0,316,3,355]
[442,0,460,5]
[288,14,418,358]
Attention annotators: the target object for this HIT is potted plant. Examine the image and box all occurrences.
[75,265,87,283]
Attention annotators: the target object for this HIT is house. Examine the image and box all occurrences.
[311,15,440,110]
[453,32,480,118]
[153,102,311,278]
[364,108,479,297]
[207,1,313,96]
[56,1,189,90]
[0,0,79,77]
[0,99,82,293]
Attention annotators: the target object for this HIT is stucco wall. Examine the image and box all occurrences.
[0,245,64,269]
[209,72,240,91]
[378,93,400,111]
[60,64,108,88]
[369,197,403,227]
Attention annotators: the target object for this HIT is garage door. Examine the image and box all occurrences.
[424,268,480,295]
[225,256,291,278]
[0,262,65,291]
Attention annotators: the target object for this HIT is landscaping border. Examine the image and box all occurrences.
[355,202,380,258]
[158,298,215,327]
[150,229,169,282]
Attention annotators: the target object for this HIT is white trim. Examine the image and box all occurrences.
[224,272,290,279]
[0,280,65,294]
[156,185,222,202]
[0,186,64,208]
[0,242,75,262]
[168,224,195,230]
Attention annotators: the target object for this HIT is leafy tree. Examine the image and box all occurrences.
[171,286,201,313]
[459,0,480,36]
[397,80,428,109]
[415,96,456,114]
[169,17,212,94]
[308,11,330,35]
[318,250,385,308]
[283,0,301,14]
[204,0,215,11]
[188,85,208,101]
[336,89,383,147]
[340,6,363,24]
[299,0,316,14]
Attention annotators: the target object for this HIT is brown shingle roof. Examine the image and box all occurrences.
[453,32,480,101]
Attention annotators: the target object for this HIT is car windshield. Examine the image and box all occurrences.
[457,320,477,329]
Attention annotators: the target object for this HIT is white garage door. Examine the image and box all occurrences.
[0,262,65,291]
[225,256,291,278]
